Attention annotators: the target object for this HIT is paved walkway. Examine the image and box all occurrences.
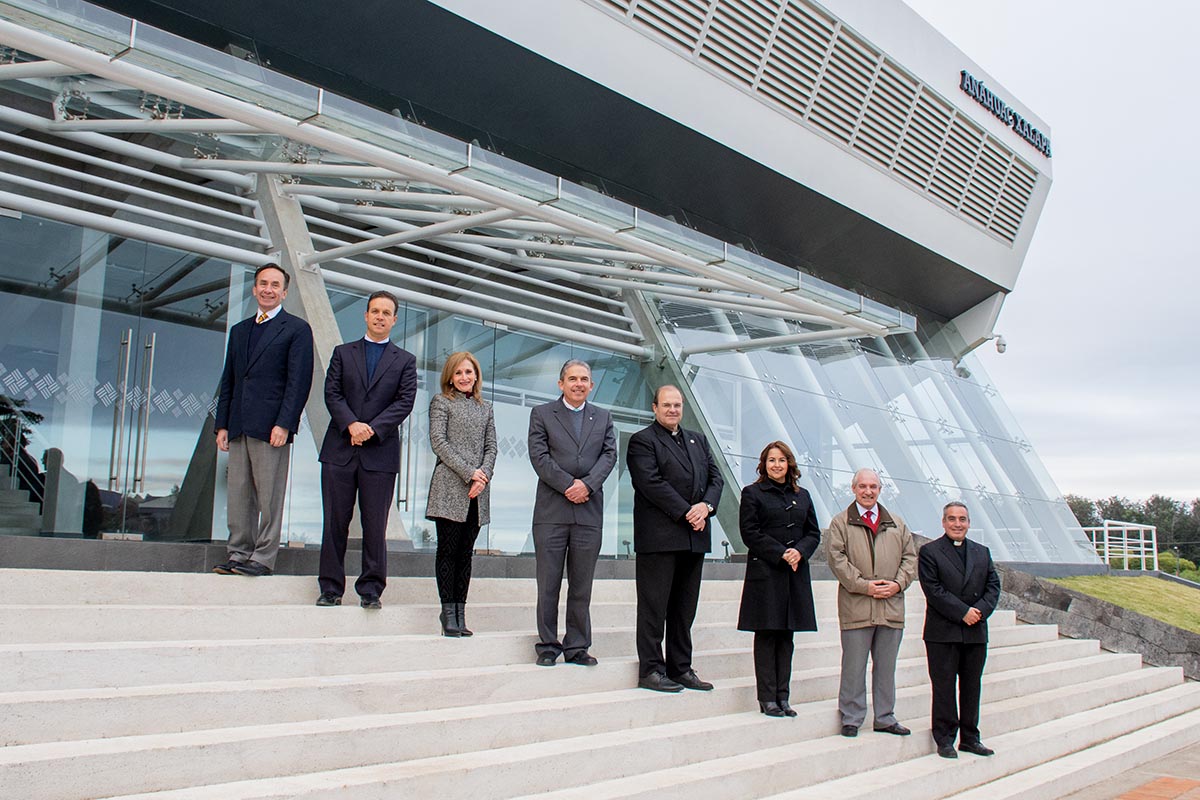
[1060,741,1200,799]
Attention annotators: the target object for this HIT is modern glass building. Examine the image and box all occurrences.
[0,0,1099,566]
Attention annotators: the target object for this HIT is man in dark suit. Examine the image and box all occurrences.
[527,359,617,666]
[627,385,724,692]
[214,264,314,577]
[919,501,1002,759]
[316,291,418,609]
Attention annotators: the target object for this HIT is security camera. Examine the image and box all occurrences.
[994,335,1007,354]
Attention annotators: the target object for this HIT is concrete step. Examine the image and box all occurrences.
[769,682,1200,800]
[0,611,1018,691]
[88,668,1196,800]
[0,638,1108,799]
[0,622,1057,747]
[0,597,946,643]
[519,664,1185,800]
[943,706,1200,800]
[0,569,760,605]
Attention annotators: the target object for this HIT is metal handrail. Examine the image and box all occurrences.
[0,394,45,503]
[1082,520,1159,571]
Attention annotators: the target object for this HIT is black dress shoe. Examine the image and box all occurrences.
[231,561,272,577]
[638,672,684,693]
[841,725,858,737]
[959,741,994,756]
[937,744,959,759]
[360,595,382,610]
[315,592,342,607]
[212,560,243,575]
[760,701,786,717]
[536,653,558,667]
[777,701,798,717]
[670,670,713,691]
[565,651,599,666]
[874,723,912,736]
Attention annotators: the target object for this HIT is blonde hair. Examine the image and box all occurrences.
[440,351,484,402]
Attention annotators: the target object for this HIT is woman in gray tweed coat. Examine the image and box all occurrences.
[426,351,498,637]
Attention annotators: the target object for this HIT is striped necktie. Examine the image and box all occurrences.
[256,311,268,324]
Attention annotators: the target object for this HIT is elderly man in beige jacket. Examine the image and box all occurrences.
[825,468,918,738]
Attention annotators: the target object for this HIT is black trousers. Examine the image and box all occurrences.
[925,641,988,746]
[433,500,480,603]
[753,630,795,703]
[635,551,704,679]
[318,457,396,600]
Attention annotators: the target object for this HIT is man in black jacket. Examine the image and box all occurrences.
[919,501,1002,759]
[627,385,724,693]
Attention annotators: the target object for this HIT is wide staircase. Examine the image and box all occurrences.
[1,567,1198,800]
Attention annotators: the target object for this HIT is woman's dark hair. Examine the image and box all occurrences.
[755,440,800,491]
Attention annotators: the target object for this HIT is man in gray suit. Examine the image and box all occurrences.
[527,359,618,667]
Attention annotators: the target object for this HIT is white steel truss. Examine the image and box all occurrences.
[0,4,917,362]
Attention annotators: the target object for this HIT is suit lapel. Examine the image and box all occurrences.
[683,429,706,497]
[551,402,581,444]
[366,342,397,393]
[349,339,368,389]
[578,403,598,446]
[246,310,286,371]
[654,424,693,474]
[940,535,969,578]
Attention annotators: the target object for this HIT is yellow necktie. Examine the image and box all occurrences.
[256,311,268,324]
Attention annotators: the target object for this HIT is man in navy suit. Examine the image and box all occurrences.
[627,385,724,693]
[526,359,618,666]
[316,291,418,609]
[214,264,314,577]
[919,501,1002,759]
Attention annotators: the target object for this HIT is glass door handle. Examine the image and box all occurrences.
[107,328,132,491]
[131,332,156,493]
[395,415,412,509]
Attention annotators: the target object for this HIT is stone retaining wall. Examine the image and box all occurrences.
[999,566,1200,681]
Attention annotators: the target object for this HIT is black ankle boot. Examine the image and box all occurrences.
[759,701,785,717]
[455,602,473,636]
[440,603,462,637]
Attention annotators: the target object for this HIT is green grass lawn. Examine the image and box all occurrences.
[1049,576,1200,635]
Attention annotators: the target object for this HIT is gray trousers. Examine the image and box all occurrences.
[226,435,290,569]
[838,625,904,728]
[533,522,601,659]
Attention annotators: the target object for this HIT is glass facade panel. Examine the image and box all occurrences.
[0,213,237,540]
[652,295,1097,563]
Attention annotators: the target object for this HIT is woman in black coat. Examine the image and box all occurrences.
[737,440,821,717]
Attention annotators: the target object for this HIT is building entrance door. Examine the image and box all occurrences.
[0,215,239,541]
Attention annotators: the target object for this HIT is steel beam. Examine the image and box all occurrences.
[303,207,517,267]
[679,328,864,359]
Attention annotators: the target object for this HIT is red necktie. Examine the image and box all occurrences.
[864,509,877,533]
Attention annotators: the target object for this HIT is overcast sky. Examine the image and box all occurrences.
[901,0,1200,502]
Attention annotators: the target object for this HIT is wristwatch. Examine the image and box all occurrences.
[705,502,714,514]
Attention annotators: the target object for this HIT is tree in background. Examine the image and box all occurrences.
[1065,494,1099,528]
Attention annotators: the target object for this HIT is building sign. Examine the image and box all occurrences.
[959,70,1051,158]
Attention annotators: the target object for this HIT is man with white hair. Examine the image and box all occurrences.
[824,468,918,738]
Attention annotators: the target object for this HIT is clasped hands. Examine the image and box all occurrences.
[867,579,900,599]
[781,547,802,572]
[564,478,590,504]
[684,502,710,531]
[468,468,489,500]
[347,421,375,446]
[962,606,983,625]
